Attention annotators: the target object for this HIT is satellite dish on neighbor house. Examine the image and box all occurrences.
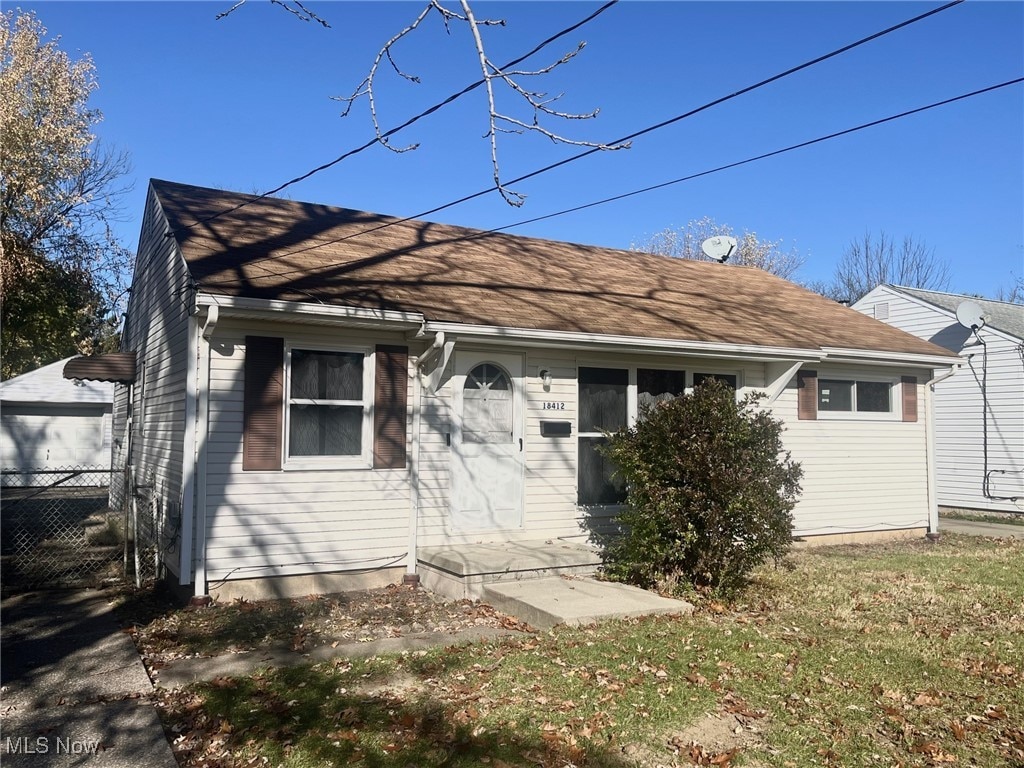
[700,236,737,263]
[955,300,986,330]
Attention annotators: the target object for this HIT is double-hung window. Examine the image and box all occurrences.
[577,366,686,505]
[578,368,628,506]
[286,348,371,464]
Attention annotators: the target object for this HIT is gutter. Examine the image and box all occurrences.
[423,321,822,362]
[193,293,424,328]
[819,346,959,368]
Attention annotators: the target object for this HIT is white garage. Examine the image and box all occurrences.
[0,358,113,473]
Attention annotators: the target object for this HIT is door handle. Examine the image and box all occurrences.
[519,437,523,452]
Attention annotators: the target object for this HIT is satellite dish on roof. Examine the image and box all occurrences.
[700,236,737,263]
[955,300,986,330]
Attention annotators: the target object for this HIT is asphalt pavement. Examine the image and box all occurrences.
[938,517,1024,538]
[0,589,177,767]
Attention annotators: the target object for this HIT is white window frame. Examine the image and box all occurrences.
[576,362,690,507]
[815,372,901,421]
[283,343,374,469]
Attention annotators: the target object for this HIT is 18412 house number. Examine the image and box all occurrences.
[542,402,566,410]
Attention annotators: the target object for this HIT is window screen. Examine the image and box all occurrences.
[856,381,891,412]
[288,349,365,457]
[579,367,627,432]
[578,367,628,505]
[638,368,685,413]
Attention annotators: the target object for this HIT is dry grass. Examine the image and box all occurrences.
[151,534,1024,768]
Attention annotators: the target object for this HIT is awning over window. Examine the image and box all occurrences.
[63,352,137,384]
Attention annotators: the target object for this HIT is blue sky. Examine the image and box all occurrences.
[17,1,1024,297]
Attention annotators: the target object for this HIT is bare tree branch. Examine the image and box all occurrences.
[826,230,951,303]
[216,0,330,27]
[334,0,627,206]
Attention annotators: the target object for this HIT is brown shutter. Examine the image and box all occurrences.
[243,336,284,471]
[901,376,918,422]
[373,345,409,469]
[797,369,817,421]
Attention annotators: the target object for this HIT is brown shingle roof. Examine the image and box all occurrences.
[153,179,955,359]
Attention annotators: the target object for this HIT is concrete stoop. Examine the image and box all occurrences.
[417,541,603,601]
[483,577,694,631]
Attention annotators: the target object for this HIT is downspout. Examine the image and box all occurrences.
[405,354,423,585]
[925,364,958,536]
[192,305,219,602]
[179,316,199,585]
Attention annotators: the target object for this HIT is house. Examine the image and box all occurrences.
[0,358,114,477]
[853,285,1023,514]
[107,179,958,602]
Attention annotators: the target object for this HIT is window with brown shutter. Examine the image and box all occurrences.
[797,369,817,420]
[373,345,408,469]
[243,336,284,471]
[901,376,918,422]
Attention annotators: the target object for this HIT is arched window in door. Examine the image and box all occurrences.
[462,363,513,444]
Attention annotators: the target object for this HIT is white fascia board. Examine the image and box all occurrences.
[194,293,425,329]
[819,347,959,368]
[422,321,822,362]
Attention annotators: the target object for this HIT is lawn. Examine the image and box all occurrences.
[150,535,1024,768]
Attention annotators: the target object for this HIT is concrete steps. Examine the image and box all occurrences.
[417,541,602,600]
[483,576,693,631]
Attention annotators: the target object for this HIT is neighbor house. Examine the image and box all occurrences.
[93,180,959,601]
[854,285,1023,514]
[0,357,114,477]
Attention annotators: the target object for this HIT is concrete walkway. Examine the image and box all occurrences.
[939,517,1024,538]
[154,626,523,689]
[0,590,177,768]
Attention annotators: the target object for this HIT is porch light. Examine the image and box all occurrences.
[539,369,553,390]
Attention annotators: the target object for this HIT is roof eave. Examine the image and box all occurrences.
[194,293,425,331]
[819,346,959,368]
[422,320,823,362]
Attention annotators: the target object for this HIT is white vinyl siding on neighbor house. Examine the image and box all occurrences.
[855,287,1023,513]
[115,189,194,577]
[201,320,412,581]
[776,364,931,536]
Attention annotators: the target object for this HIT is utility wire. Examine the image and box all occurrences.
[171,0,620,233]
[487,77,1024,236]
[199,76,1022,289]
[216,0,966,269]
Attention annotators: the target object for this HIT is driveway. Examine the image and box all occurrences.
[939,517,1024,538]
[0,589,177,767]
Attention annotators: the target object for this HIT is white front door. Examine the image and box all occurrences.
[450,351,524,532]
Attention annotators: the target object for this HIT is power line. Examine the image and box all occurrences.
[220,0,965,270]
[200,76,1022,290]
[172,0,620,233]
[487,77,1024,236]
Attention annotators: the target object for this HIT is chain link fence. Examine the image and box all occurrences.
[1,466,161,593]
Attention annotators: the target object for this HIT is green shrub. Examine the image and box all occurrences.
[600,378,802,594]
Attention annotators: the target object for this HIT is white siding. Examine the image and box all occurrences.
[416,348,769,547]
[119,187,194,577]
[775,364,932,536]
[855,288,1023,513]
[202,320,413,581]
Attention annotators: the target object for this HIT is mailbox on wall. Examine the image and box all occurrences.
[540,420,572,438]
